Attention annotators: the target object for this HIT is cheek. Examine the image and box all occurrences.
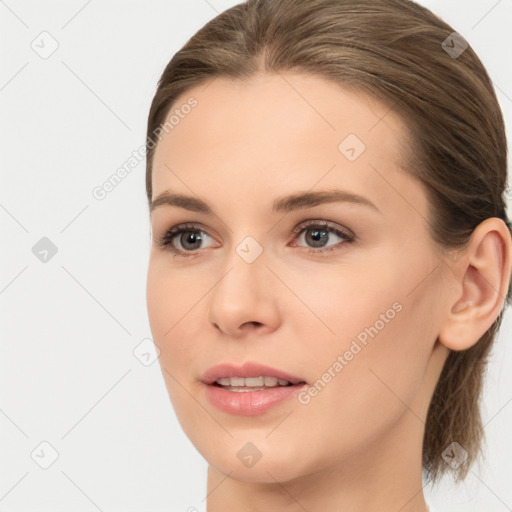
[295,260,435,420]
[146,259,200,373]
[146,261,204,432]
[284,306,429,469]
[286,262,405,360]
[147,257,194,338]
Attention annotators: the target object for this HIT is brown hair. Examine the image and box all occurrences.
[145,0,511,485]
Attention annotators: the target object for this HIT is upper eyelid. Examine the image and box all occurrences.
[291,219,353,236]
[162,220,350,236]
[161,220,353,246]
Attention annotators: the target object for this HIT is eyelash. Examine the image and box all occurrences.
[157,220,355,258]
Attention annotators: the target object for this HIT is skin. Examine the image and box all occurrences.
[146,72,512,512]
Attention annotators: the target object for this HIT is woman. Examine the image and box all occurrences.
[145,0,512,510]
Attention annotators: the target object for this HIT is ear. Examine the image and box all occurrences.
[438,217,512,351]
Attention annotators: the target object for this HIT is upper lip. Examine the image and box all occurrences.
[202,362,306,385]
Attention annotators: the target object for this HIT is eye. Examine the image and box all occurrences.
[156,220,355,258]
[290,220,355,254]
[157,223,215,258]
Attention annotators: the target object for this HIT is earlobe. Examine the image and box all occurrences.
[438,218,512,352]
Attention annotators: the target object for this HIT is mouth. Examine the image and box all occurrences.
[201,362,307,415]
[211,375,305,392]
[201,361,307,387]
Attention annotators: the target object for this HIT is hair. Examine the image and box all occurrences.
[145,0,512,485]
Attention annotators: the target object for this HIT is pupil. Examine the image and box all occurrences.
[182,232,201,250]
[307,228,327,247]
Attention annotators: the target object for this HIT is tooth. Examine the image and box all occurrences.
[264,376,278,387]
[215,376,294,388]
[245,377,265,387]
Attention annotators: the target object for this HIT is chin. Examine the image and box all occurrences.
[199,435,311,484]
[210,456,305,484]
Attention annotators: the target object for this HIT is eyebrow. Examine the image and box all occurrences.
[150,189,380,215]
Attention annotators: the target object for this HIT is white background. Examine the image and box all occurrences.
[1,0,511,510]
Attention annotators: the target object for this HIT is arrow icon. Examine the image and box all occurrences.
[338,134,365,161]
[31,441,59,469]
[237,441,263,467]
[32,237,58,262]
[30,31,60,60]
[236,236,263,263]
[442,32,468,59]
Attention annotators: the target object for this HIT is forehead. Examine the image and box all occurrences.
[151,72,426,222]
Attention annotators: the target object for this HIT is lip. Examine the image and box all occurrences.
[201,361,306,385]
[201,361,307,416]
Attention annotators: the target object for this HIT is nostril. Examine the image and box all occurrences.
[242,321,262,328]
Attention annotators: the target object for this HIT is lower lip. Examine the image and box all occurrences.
[204,383,307,415]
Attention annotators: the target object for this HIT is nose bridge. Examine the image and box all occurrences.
[207,230,279,334]
[213,232,268,303]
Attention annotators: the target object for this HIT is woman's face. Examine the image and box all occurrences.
[146,72,451,482]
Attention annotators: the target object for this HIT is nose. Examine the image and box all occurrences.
[207,244,280,338]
